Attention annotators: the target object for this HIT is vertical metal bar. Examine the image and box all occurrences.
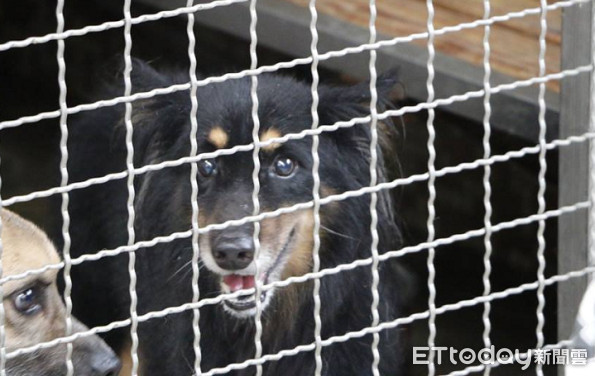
[56,1,74,374]
[123,1,139,374]
[367,1,381,376]
[558,1,593,347]
[535,2,549,375]
[307,0,323,375]
[480,1,493,375]
[425,1,438,375]
[248,2,264,375]
[185,1,202,374]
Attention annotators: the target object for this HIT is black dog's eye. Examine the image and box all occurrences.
[273,157,296,177]
[13,287,42,315]
[198,160,217,177]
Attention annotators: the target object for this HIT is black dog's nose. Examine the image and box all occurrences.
[91,348,122,376]
[213,236,255,270]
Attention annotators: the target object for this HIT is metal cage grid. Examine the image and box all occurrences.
[0,0,594,375]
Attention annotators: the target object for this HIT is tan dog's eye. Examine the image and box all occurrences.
[13,288,42,315]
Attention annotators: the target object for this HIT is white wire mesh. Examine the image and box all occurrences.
[535,2,549,376]
[425,0,438,375]
[185,0,203,373]
[307,0,324,375]
[1,0,589,132]
[367,1,382,375]
[0,0,593,375]
[0,125,593,287]
[55,0,74,375]
[248,1,265,375]
[480,1,493,376]
[123,0,140,374]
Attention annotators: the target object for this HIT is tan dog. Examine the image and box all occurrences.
[1,209,121,375]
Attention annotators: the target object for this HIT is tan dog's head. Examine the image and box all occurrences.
[0,209,121,376]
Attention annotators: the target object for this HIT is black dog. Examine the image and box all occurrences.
[63,60,407,375]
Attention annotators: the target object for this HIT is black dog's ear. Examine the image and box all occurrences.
[128,58,171,93]
[102,57,171,95]
[317,71,401,232]
[317,69,401,155]
[318,69,401,124]
[108,59,190,164]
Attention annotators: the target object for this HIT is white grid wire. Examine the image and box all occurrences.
[1,0,589,132]
[367,1,382,375]
[1,202,592,363]
[55,0,74,375]
[307,0,324,375]
[535,2,549,376]
[122,1,140,374]
[480,1,493,376]
[425,1,438,375]
[0,0,593,375]
[2,124,594,286]
[1,63,590,211]
[185,0,202,373]
[248,1,265,375]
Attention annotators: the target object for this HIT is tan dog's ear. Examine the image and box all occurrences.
[0,209,60,282]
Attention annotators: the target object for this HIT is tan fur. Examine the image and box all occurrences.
[198,212,207,228]
[260,128,282,151]
[0,209,120,375]
[207,126,229,149]
[280,210,314,280]
[1,210,60,285]
[319,185,336,198]
[319,184,340,213]
[279,211,314,324]
[258,210,314,323]
[1,209,63,349]
[129,98,162,130]
[119,341,133,376]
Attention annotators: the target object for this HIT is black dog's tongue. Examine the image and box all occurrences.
[223,274,256,292]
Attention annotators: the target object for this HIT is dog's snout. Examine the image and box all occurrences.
[213,235,254,270]
[90,347,122,376]
[70,318,122,376]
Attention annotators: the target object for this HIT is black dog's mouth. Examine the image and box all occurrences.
[220,229,296,315]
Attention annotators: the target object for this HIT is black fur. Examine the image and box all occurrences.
[60,60,408,375]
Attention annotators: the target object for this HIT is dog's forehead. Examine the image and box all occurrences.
[0,210,60,284]
[206,124,285,151]
[201,77,312,149]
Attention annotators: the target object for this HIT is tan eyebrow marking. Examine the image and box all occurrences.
[260,128,282,151]
[208,126,229,149]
